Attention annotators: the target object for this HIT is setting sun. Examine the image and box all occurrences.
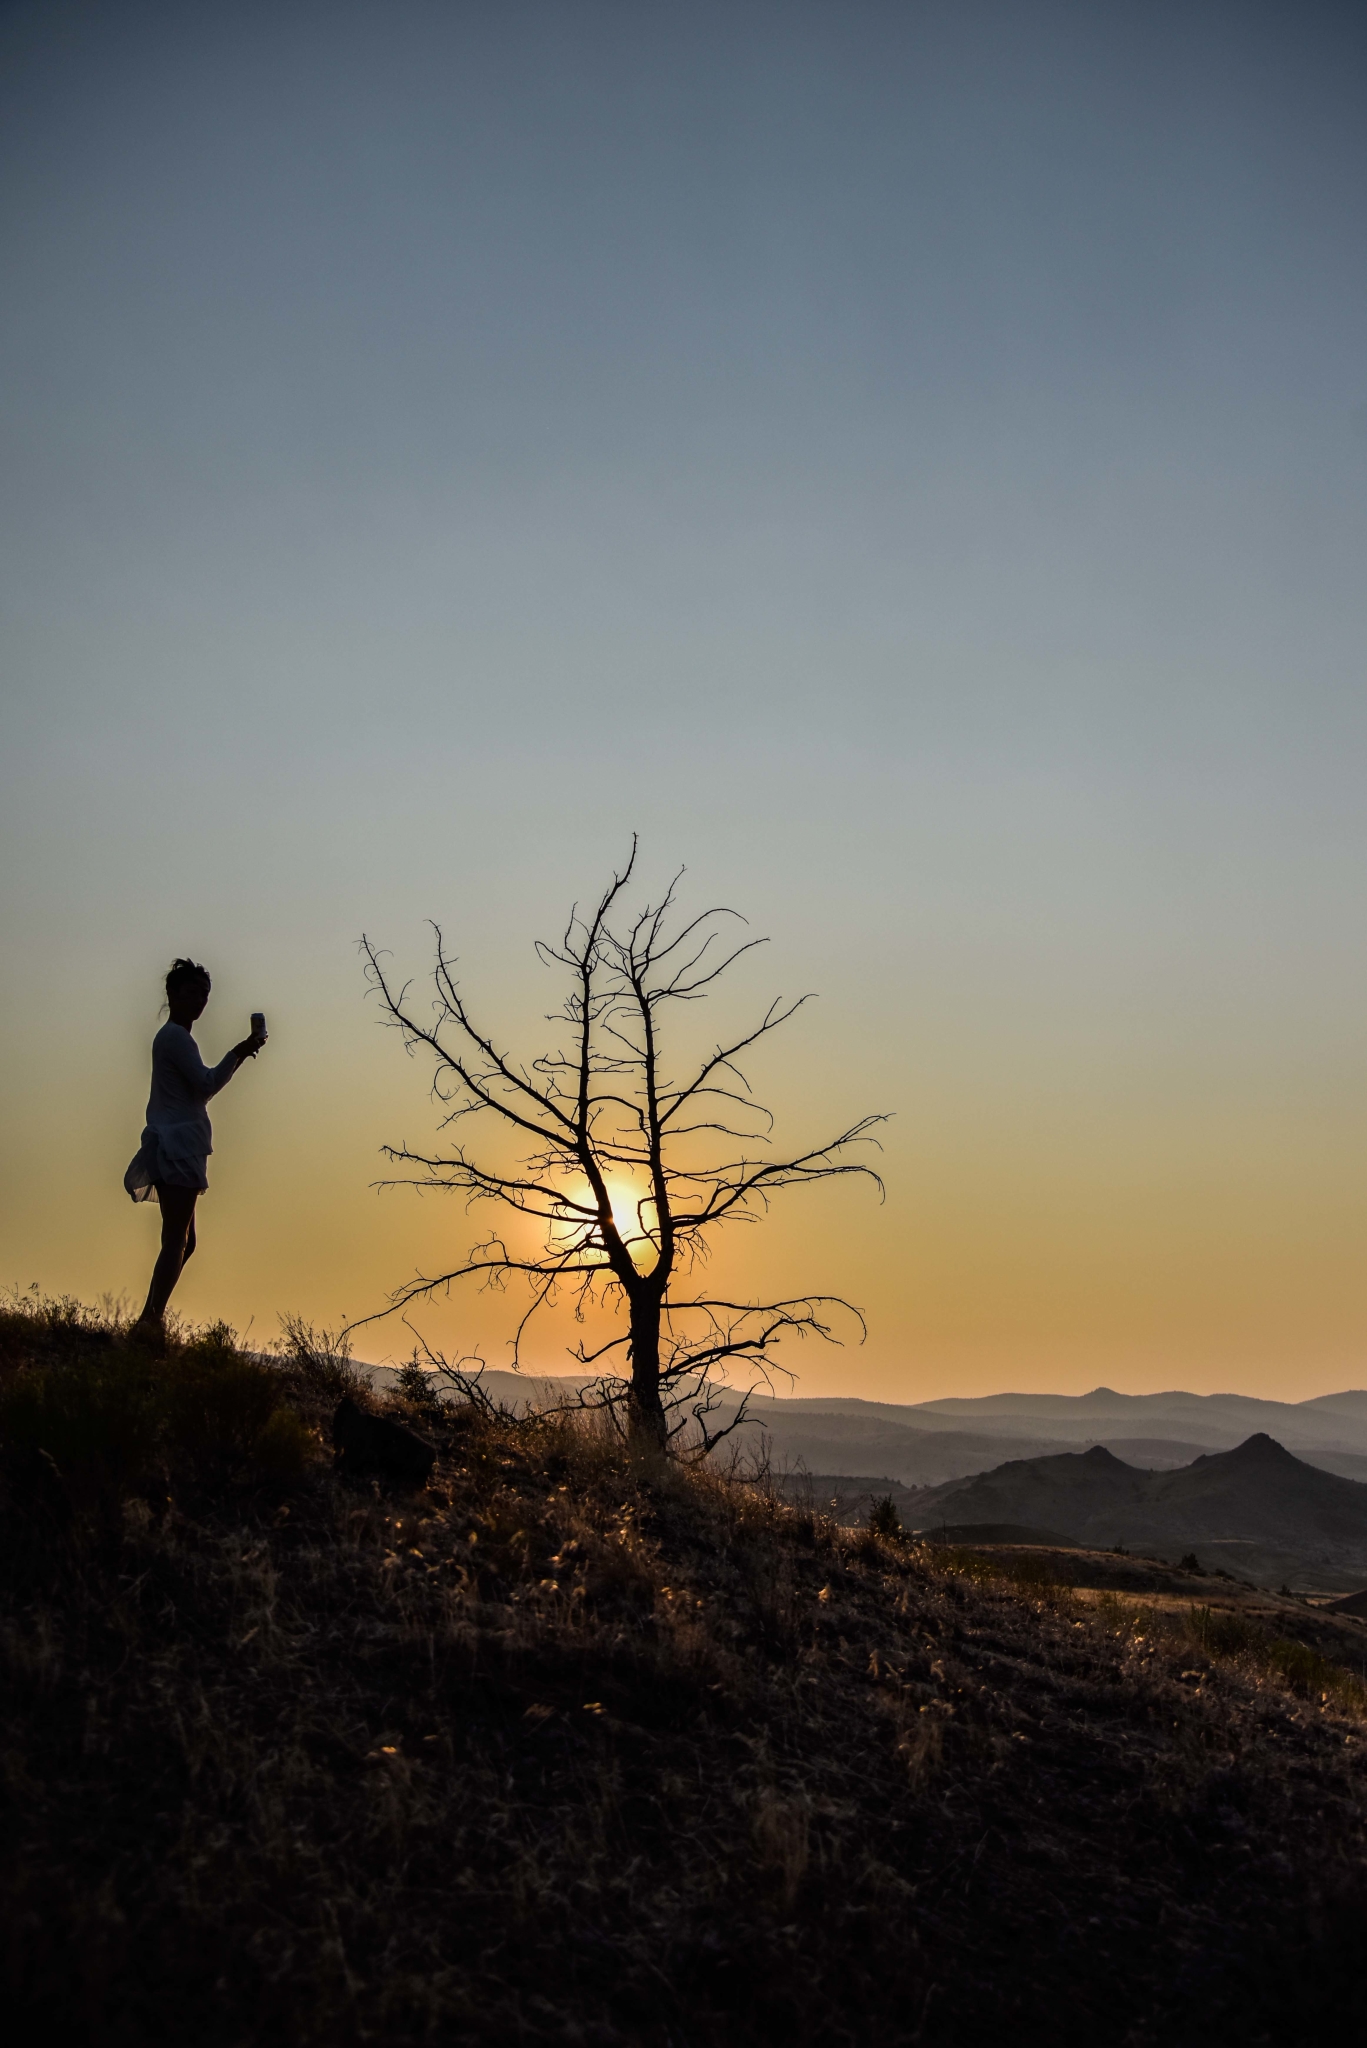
[603,1180,660,1267]
[547,1176,656,1264]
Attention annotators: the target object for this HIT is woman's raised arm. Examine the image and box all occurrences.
[166,1026,262,1101]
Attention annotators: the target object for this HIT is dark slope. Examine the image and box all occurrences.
[915,1434,1367,1585]
[6,1304,1367,2044]
[914,1443,1156,1540]
[1154,1433,1367,1539]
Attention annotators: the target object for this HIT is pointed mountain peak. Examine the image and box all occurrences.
[1223,1432,1296,1464]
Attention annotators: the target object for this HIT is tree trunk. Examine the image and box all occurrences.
[627,1292,668,1451]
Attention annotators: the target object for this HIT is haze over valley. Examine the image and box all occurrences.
[430,1366,1367,1488]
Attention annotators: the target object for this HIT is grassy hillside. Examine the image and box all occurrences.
[4,1297,1367,2044]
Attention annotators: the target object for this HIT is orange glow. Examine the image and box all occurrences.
[606,1179,643,1236]
[605,1179,653,1254]
[545,1177,654,1266]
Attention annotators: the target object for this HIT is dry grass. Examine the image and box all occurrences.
[3,1297,1367,2044]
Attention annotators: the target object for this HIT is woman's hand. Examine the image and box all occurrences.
[234,1033,267,1062]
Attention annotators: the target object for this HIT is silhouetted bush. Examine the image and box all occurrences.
[1189,1604,1257,1657]
[0,1294,313,1494]
[0,1338,163,1488]
[163,1326,288,1466]
[866,1493,903,1540]
[272,1314,365,1403]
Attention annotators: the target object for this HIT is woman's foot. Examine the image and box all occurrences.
[129,1315,168,1354]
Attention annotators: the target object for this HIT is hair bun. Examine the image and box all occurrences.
[165,957,211,997]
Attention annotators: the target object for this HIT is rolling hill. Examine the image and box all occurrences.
[7,1301,1367,2039]
[910,1386,1367,1459]
[361,1367,1367,1492]
[910,1433,1367,1591]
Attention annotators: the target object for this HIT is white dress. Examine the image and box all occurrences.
[124,1022,244,1203]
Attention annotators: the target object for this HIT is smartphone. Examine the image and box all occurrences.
[251,1012,268,1040]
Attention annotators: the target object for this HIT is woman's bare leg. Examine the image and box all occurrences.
[136,1185,199,1327]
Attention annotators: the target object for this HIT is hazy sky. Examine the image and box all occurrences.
[3,0,1366,1399]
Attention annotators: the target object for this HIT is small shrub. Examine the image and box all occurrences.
[867,1495,903,1541]
[272,1316,363,1404]
[0,1303,309,1494]
[252,1406,315,1478]
[1095,1591,1153,1636]
[1264,1638,1367,1710]
[0,1288,124,1375]
[1267,1638,1337,1699]
[395,1356,449,1425]
[0,1349,162,1488]
[1188,1605,1257,1657]
[1179,1553,1202,1573]
[163,1339,284,1466]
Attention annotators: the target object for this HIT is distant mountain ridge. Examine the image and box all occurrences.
[729,1387,1367,1484]
[909,1385,1367,1452]
[909,1433,1367,1591]
[363,1365,1367,1490]
[376,1359,1367,1589]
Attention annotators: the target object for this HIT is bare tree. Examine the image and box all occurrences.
[358,845,885,1451]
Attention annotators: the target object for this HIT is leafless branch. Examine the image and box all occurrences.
[355,850,887,1452]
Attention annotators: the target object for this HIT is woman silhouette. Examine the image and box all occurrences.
[126,958,266,1337]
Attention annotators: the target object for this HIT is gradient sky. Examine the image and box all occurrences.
[3,0,1366,1399]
